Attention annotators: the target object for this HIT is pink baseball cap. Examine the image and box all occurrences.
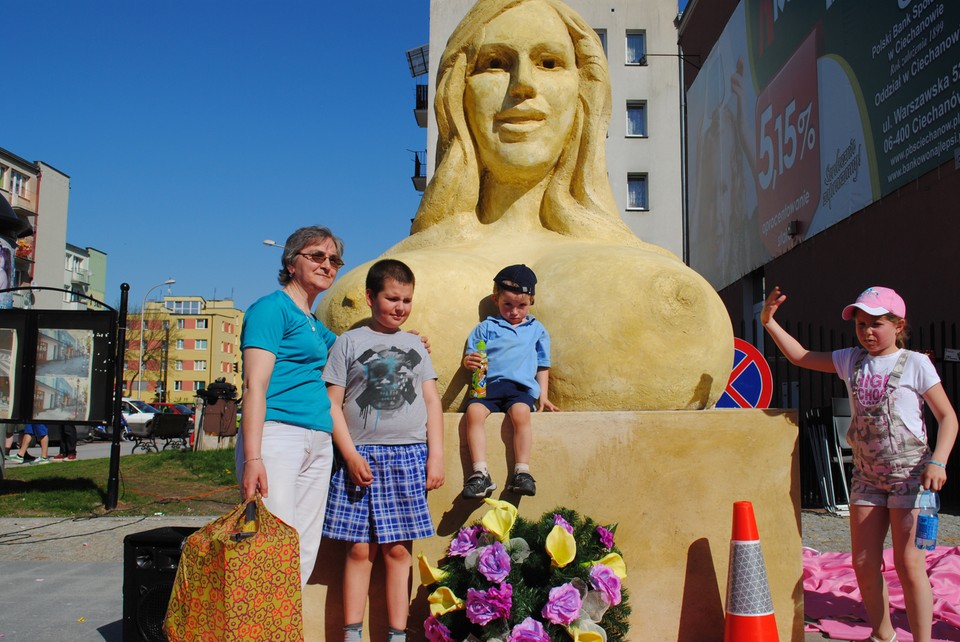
[841,286,906,320]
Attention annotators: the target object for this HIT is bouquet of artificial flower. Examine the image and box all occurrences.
[420,500,630,642]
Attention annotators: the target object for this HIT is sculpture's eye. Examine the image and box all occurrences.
[541,58,557,70]
[487,57,505,70]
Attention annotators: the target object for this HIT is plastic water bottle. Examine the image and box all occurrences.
[470,340,488,399]
[915,490,940,551]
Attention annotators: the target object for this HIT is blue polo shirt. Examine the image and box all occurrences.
[465,315,550,398]
[241,290,337,432]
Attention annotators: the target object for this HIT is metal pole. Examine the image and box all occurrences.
[105,283,130,511]
[137,279,175,401]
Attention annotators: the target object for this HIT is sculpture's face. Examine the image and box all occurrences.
[465,1,578,182]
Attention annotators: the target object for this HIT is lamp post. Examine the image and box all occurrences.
[262,239,285,249]
[138,278,175,401]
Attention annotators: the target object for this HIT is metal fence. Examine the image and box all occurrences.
[740,319,959,510]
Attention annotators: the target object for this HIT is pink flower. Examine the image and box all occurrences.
[449,525,483,557]
[590,563,622,606]
[541,582,582,625]
[507,617,550,642]
[596,526,614,549]
[477,541,511,582]
[553,514,574,533]
[424,615,455,642]
[466,583,513,625]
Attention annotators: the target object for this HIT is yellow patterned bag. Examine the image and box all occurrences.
[164,495,303,641]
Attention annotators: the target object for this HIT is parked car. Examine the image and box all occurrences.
[121,398,159,429]
[152,402,195,419]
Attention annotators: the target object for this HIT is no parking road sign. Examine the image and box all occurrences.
[716,338,773,409]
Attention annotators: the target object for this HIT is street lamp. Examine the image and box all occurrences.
[262,239,285,249]
[138,278,176,401]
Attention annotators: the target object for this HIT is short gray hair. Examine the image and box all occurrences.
[277,226,345,285]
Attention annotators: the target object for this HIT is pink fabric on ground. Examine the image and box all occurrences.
[803,545,960,641]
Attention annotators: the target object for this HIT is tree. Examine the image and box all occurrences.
[123,306,181,400]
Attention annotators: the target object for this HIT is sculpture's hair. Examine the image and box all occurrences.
[411,0,634,242]
[278,226,345,285]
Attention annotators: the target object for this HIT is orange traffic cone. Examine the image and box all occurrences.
[723,501,779,641]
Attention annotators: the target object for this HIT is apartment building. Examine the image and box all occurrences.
[411,0,686,256]
[64,243,108,310]
[127,296,243,404]
[1,145,106,311]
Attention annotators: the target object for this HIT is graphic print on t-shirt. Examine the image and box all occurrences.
[354,346,422,421]
[855,370,891,406]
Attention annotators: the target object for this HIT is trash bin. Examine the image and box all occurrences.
[196,379,238,438]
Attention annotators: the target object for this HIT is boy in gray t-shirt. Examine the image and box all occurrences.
[322,259,444,642]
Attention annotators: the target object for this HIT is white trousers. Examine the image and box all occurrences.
[235,422,333,586]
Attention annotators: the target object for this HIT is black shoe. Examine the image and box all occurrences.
[462,471,496,499]
[507,472,537,496]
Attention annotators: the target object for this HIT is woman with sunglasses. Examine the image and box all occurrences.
[236,225,346,586]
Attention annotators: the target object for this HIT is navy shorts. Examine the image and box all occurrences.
[465,379,536,413]
[24,424,49,439]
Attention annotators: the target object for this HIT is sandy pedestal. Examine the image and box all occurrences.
[303,409,803,642]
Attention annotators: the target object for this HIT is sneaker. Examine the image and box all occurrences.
[6,453,24,463]
[506,472,537,496]
[32,457,51,465]
[51,454,77,462]
[462,471,496,499]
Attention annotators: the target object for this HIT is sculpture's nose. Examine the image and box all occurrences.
[509,56,536,100]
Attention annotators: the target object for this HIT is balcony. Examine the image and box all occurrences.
[411,151,427,193]
[414,84,428,128]
[71,268,90,285]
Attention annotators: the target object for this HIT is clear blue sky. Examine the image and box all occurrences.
[6,0,686,311]
[5,0,430,310]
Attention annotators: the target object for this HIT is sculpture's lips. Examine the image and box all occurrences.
[495,109,546,132]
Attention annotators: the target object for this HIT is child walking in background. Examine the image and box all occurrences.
[323,259,444,642]
[763,285,957,642]
[461,264,558,499]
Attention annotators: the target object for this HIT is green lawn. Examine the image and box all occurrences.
[0,449,239,517]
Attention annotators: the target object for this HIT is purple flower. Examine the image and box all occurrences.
[466,583,513,625]
[424,615,455,642]
[589,563,622,606]
[553,514,574,534]
[477,541,511,582]
[507,617,550,642]
[449,525,483,557]
[541,582,582,625]
[596,526,614,549]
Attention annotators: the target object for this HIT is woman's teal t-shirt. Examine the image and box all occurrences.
[240,290,337,432]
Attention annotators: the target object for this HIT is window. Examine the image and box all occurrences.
[195,381,206,391]
[195,339,207,350]
[196,319,208,329]
[626,31,646,65]
[174,381,183,391]
[10,171,28,197]
[627,174,649,210]
[195,360,207,371]
[165,300,201,315]
[594,29,607,57]
[176,339,184,350]
[176,360,183,371]
[177,319,185,330]
[626,101,647,137]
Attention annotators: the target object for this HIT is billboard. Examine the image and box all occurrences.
[688,0,960,289]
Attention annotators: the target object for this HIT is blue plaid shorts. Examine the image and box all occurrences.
[323,443,435,544]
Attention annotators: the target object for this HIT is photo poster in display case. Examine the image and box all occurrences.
[0,311,28,421]
[0,238,13,310]
[35,311,115,424]
[0,309,116,424]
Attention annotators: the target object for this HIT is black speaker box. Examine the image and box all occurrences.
[123,526,199,642]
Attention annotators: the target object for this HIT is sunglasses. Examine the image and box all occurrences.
[298,252,344,269]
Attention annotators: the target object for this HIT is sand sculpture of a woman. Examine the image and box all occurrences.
[319,0,732,410]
